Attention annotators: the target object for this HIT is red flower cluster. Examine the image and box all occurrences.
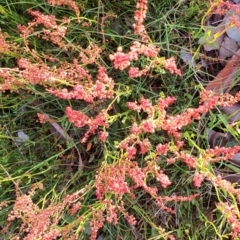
[156,143,169,155]
[6,188,63,240]
[162,57,182,76]
[203,146,240,164]
[66,107,109,143]
[95,162,130,200]
[0,32,9,53]
[133,0,149,42]
[46,0,80,16]
[109,42,159,71]
[109,40,182,78]
[48,66,114,103]
[217,202,240,238]
[18,9,68,48]
[66,107,90,128]
[193,171,205,188]
[128,66,149,78]
[89,209,105,240]
[79,44,102,65]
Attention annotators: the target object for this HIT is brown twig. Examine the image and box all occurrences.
[49,120,83,170]
[42,113,83,170]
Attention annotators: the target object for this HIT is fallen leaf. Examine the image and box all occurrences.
[225,10,240,42]
[219,36,238,59]
[180,49,196,67]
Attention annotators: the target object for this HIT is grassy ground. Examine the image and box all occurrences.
[0,0,240,239]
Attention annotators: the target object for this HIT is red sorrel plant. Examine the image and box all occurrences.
[1,0,240,239]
